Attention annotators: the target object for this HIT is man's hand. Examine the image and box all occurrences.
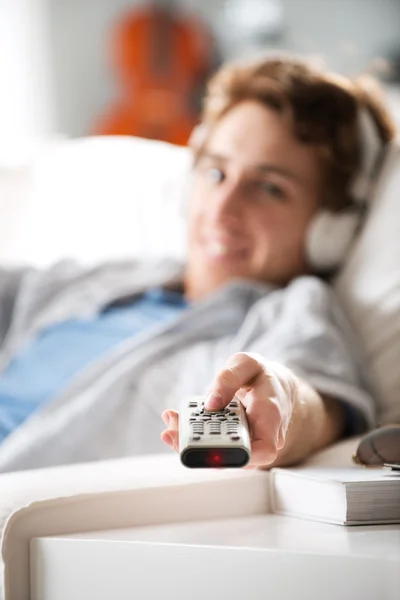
[161,352,345,468]
[161,353,324,468]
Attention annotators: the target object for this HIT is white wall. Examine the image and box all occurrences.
[278,0,400,75]
[0,0,55,156]
[47,0,131,139]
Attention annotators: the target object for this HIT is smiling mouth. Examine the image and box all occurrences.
[202,240,248,260]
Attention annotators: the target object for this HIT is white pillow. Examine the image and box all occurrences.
[0,165,34,264]
[335,139,400,425]
[0,136,191,267]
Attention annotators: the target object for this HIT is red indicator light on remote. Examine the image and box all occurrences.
[207,451,223,467]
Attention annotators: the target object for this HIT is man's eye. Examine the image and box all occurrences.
[205,167,224,184]
[257,181,285,200]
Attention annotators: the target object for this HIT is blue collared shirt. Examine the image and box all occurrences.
[0,288,187,442]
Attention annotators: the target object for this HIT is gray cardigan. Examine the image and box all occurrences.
[0,259,375,472]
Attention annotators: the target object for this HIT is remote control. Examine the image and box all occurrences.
[179,395,251,468]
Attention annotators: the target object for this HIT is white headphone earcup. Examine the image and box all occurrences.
[306,209,361,272]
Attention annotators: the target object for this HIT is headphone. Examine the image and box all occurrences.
[305,106,384,272]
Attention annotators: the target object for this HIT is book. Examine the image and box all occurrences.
[270,467,400,525]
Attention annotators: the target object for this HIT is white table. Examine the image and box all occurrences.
[31,514,400,600]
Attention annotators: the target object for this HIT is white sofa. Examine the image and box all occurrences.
[0,134,399,599]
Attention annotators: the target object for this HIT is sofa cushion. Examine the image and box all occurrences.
[334,139,400,424]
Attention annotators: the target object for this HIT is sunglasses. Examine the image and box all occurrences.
[353,424,400,470]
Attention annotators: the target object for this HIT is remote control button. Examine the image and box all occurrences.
[229,412,237,416]
[208,424,221,433]
[229,401,239,407]
[189,402,198,407]
[191,435,201,441]
[201,416,211,421]
[230,435,241,441]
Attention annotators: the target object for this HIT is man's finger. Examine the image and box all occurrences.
[205,353,263,410]
[161,429,179,452]
[239,380,286,466]
[161,431,174,447]
[161,410,179,452]
[162,409,179,430]
[247,439,279,467]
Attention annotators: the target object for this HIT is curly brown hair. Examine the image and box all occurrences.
[195,55,397,211]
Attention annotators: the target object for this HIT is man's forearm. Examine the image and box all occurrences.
[270,378,347,467]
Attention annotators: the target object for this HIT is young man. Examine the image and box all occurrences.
[161,57,396,468]
[0,56,396,472]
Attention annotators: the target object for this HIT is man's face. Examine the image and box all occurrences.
[184,100,322,300]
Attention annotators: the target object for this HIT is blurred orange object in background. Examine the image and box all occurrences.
[92,1,219,146]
